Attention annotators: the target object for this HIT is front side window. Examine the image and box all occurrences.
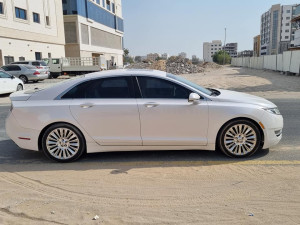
[15,7,27,20]
[137,76,191,99]
[33,12,40,23]
[62,76,134,99]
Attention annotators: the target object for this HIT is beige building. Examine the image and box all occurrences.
[0,0,65,65]
[203,40,222,62]
[147,53,160,61]
[62,0,124,67]
[253,35,260,57]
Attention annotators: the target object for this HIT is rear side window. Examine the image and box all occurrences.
[137,76,191,99]
[32,61,40,66]
[5,65,21,71]
[61,76,135,99]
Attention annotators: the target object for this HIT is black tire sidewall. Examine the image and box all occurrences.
[42,123,85,162]
[218,120,262,158]
[17,84,23,91]
[19,75,28,83]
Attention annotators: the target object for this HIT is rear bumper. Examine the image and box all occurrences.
[29,74,48,81]
[6,112,39,151]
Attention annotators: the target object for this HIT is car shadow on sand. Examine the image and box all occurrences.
[0,139,269,173]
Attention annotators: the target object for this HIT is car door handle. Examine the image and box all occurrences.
[80,103,93,109]
[144,102,159,108]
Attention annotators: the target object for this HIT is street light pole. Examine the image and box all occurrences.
[223,28,227,65]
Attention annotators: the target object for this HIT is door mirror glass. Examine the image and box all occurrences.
[188,93,200,102]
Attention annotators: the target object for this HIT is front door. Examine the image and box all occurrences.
[63,76,142,146]
[136,76,209,146]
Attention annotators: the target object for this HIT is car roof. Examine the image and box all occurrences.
[85,69,167,78]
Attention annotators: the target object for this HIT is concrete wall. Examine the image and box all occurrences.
[231,50,300,74]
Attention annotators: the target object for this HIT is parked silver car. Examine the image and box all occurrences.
[11,60,50,70]
[1,64,48,83]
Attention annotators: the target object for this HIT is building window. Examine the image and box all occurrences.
[112,2,115,13]
[46,16,50,26]
[102,0,105,7]
[96,0,100,4]
[285,36,289,39]
[286,23,289,26]
[15,7,27,20]
[287,10,290,13]
[19,57,25,61]
[35,52,42,60]
[63,10,67,15]
[62,0,67,4]
[4,56,14,65]
[48,53,51,58]
[0,2,3,14]
[33,12,40,23]
[285,29,289,32]
[106,0,110,11]
[286,17,290,20]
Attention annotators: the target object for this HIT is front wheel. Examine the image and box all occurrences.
[16,84,23,91]
[42,123,86,162]
[218,120,262,158]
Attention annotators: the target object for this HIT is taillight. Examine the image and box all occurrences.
[33,71,40,75]
[36,66,43,69]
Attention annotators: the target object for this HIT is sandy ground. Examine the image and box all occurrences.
[0,67,300,224]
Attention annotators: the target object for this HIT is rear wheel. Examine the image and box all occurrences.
[16,84,23,91]
[42,123,86,162]
[19,75,28,84]
[218,120,262,158]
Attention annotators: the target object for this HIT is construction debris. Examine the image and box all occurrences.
[126,56,222,75]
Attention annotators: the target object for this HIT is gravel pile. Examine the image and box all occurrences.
[127,56,222,74]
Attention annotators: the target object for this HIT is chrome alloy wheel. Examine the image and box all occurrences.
[224,124,257,156]
[46,128,80,160]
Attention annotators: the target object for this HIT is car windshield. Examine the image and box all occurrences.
[167,73,212,96]
[24,65,36,69]
[39,61,47,66]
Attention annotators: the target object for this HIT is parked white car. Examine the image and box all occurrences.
[0,70,24,94]
[6,70,283,162]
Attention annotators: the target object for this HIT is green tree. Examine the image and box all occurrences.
[213,50,231,65]
[123,48,134,64]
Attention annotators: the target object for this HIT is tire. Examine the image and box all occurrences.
[16,84,23,91]
[19,75,28,84]
[33,80,38,83]
[217,120,262,158]
[41,123,86,162]
[51,73,60,79]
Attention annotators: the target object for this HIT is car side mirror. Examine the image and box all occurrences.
[11,76,15,79]
[188,93,200,102]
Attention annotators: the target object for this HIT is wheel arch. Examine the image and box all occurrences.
[215,117,265,150]
[38,121,87,152]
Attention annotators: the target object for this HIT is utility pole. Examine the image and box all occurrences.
[223,28,227,65]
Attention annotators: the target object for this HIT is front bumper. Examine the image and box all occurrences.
[6,112,40,151]
[261,111,283,149]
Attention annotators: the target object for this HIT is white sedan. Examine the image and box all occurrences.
[0,70,24,94]
[6,70,283,162]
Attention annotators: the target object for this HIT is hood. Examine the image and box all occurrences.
[212,89,277,108]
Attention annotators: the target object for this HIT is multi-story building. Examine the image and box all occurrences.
[291,5,300,47]
[238,50,254,57]
[0,0,65,66]
[178,52,187,58]
[203,40,222,62]
[62,0,124,66]
[223,43,238,58]
[260,4,300,55]
[253,35,261,57]
[147,53,160,61]
[161,53,169,59]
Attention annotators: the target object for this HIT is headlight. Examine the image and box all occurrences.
[264,107,281,115]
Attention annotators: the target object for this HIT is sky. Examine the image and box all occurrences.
[122,0,298,59]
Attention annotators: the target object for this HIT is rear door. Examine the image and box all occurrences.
[63,76,142,146]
